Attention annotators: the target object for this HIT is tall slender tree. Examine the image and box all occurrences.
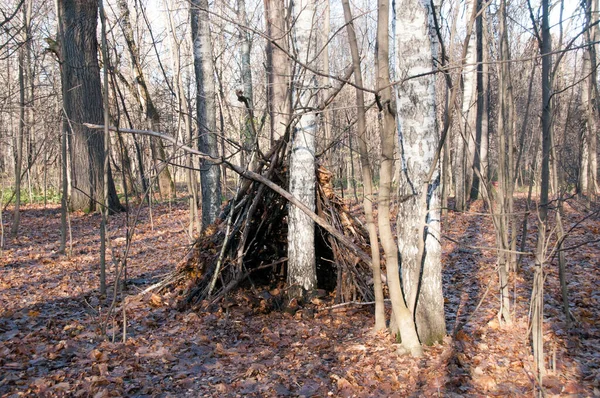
[264,0,291,146]
[376,0,422,356]
[341,0,385,331]
[191,0,222,228]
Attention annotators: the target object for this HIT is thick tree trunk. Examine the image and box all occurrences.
[191,0,222,228]
[58,0,121,213]
[395,0,445,346]
[287,0,317,298]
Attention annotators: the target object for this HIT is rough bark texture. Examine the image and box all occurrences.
[58,0,120,212]
[265,0,291,146]
[395,0,445,346]
[191,0,222,228]
[287,0,317,298]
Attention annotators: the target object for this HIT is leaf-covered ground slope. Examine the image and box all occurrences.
[1,198,598,397]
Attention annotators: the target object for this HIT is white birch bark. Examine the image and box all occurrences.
[395,0,445,345]
[287,0,317,297]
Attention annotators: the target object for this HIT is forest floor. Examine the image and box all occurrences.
[0,195,599,397]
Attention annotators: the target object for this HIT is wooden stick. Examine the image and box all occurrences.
[84,123,373,266]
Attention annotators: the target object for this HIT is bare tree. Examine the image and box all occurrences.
[191,0,222,228]
[376,0,422,356]
[287,0,318,298]
[341,0,385,331]
[58,0,121,212]
[395,0,445,345]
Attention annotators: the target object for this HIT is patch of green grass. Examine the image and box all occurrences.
[0,187,62,206]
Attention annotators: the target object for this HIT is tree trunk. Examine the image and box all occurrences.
[495,0,513,324]
[238,0,254,161]
[117,0,174,199]
[581,0,599,197]
[533,0,552,381]
[58,0,121,213]
[469,0,485,200]
[287,0,318,298]
[264,0,291,146]
[455,0,477,211]
[191,0,222,228]
[341,0,386,331]
[395,0,445,346]
[11,1,28,237]
[376,0,422,356]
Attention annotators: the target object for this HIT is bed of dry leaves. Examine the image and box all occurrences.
[1,195,599,397]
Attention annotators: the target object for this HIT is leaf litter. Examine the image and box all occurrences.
[0,197,599,397]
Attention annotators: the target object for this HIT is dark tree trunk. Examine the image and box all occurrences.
[58,0,121,212]
[191,0,222,228]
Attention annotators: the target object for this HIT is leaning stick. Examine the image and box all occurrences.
[84,123,372,267]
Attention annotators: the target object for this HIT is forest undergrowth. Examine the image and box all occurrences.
[0,196,598,397]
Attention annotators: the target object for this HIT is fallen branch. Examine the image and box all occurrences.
[84,123,373,267]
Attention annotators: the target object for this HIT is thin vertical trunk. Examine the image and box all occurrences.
[118,0,174,199]
[495,0,513,324]
[191,0,222,228]
[265,0,291,146]
[455,0,477,211]
[320,0,332,167]
[99,0,109,295]
[533,0,552,381]
[470,0,484,200]
[238,0,254,161]
[165,0,200,235]
[11,2,27,237]
[376,0,422,356]
[582,0,599,197]
[341,0,385,330]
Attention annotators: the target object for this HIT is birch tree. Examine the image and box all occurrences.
[287,0,318,298]
[376,0,422,356]
[395,0,445,345]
